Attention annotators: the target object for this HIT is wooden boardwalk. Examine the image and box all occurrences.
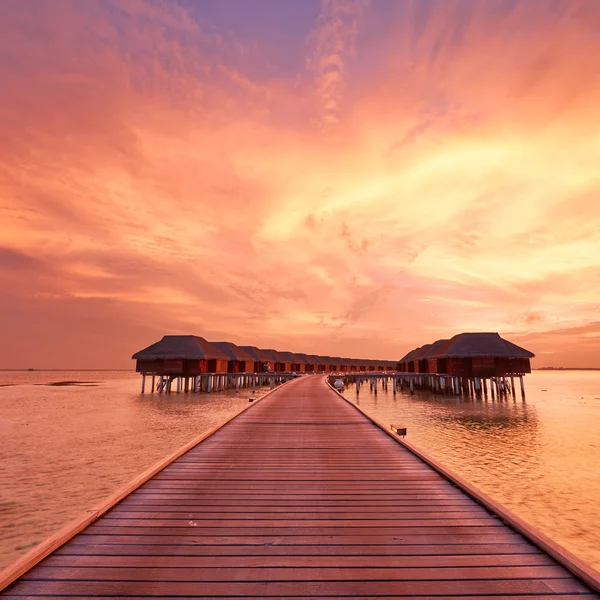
[3,375,598,598]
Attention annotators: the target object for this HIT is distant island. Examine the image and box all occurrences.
[536,367,600,371]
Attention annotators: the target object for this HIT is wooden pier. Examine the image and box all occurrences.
[2,375,599,597]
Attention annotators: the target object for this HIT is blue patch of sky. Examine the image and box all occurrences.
[175,0,322,80]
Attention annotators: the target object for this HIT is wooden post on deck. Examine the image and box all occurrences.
[520,375,525,397]
[151,375,155,393]
[141,374,146,394]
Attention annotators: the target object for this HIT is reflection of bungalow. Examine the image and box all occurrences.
[210,342,255,373]
[295,353,314,372]
[277,351,300,372]
[133,335,229,375]
[428,332,534,377]
[239,346,275,373]
[262,349,290,372]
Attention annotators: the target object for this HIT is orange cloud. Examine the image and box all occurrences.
[1,0,600,368]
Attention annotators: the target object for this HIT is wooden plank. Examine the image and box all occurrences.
[53,542,541,557]
[23,564,571,581]
[91,517,501,527]
[5,579,591,596]
[69,533,535,545]
[44,553,555,568]
[105,509,493,518]
[2,596,597,600]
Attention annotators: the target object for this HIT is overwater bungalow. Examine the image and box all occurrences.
[210,342,255,373]
[295,353,314,372]
[428,332,534,377]
[327,356,341,372]
[320,356,337,372]
[410,344,433,374]
[308,355,327,373]
[329,357,345,372]
[261,349,290,372]
[423,339,450,374]
[132,335,229,376]
[239,346,275,373]
[276,351,300,372]
[397,348,418,373]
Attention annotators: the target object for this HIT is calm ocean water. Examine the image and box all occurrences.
[0,370,599,573]
[0,371,269,570]
[341,370,600,570]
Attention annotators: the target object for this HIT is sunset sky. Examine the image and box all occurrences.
[1,0,600,368]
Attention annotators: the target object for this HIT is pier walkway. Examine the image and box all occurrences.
[3,375,598,598]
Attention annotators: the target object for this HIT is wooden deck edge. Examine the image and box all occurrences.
[0,377,301,592]
[325,378,600,594]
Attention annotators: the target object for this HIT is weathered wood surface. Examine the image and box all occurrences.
[2,375,598,598]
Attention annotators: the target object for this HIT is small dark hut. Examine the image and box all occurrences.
[326,356,340,372]
[133,335,229,375]
[428,332,534,377]
[239,346,275,373]
[410,344,433,374]
[319,356,336,372]
[295,353,314,372]
[291,353,308,372]
[262,349,290,372]
[397,348,418,373]
[423,339,449,374]
[308,355,326,373]
[210,342,255,373]
[330,357,345,372]
[277,351,300,372]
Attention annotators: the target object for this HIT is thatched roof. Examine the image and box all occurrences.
[398,347,420,364]
[239,346,272,362]
[294,353,312,364]
[428,333,535,359]
[261,349,285,362]
[210,342,254,362]
[276,351,297,363]
[422,339,449,358]
[307,355,324,365]
[411,344,433,361]
[132,335,229,360]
